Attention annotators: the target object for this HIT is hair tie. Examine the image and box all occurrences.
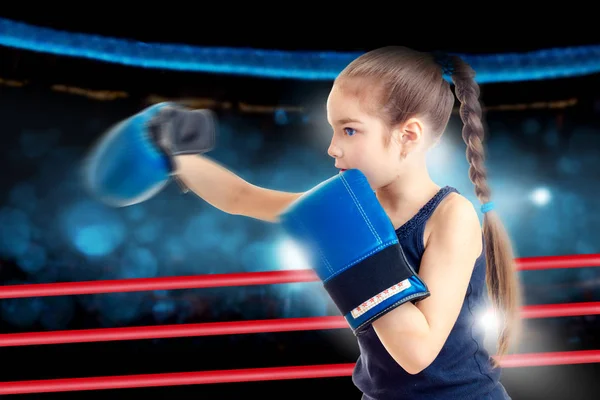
[481,202,495,214]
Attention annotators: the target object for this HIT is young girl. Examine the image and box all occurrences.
[171,46,522,399]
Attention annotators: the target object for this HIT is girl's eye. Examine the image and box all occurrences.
[344,127,356,136]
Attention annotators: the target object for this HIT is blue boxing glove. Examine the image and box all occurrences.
[83,102,216,207]
[279,169,430,334]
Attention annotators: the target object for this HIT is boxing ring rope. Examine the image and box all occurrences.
[0,253,598,395]
[2,351,600,396]
[1,253,598,299]
[1,303,599,348]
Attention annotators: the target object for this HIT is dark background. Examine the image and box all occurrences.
[0,13,599,399]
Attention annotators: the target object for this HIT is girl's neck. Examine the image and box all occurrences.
[376,162,441,227]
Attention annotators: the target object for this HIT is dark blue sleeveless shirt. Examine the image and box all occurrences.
[352,186,511,400]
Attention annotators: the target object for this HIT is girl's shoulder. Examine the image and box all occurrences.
[423,191,482,251]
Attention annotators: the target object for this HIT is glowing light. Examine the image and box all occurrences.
[480,308,500,341]
[530,187,552,206]
[60,201,126,257]
[276,238,312,271]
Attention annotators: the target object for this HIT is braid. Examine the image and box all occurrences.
[451,60,491,203]
[440,54,522,365]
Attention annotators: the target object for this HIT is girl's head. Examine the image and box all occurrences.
[328,46,522,364]
[327,46,454,189]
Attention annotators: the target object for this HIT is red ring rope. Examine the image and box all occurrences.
[1,302,598,347]
[1,350,598,395]
[516,253,600,271]
[519,301,600,318]
[0,270,317,299]
[0,316,347,347]
[0,253,598,299]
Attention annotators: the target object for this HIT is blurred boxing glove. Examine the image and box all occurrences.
[279,169,430,334]
[83,102,216,207]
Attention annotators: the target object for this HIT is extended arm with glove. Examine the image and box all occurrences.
[83,102,303,221]
[279,169,430,334]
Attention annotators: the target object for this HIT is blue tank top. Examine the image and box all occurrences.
[352,186,511,400]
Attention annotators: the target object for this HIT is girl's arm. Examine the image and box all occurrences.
[371,193,483,374]
[174,154,304,223]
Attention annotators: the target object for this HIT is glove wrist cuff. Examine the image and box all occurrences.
[148,105,217,157]
[323,241,430,333]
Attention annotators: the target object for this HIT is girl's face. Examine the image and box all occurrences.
[326,84,406,190]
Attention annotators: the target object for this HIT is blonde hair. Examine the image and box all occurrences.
[336,46,522,365]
